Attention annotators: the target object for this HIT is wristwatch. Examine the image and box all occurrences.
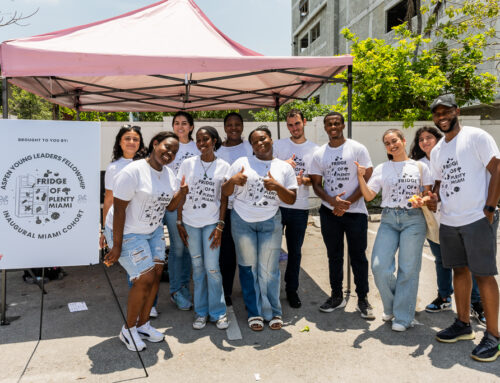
[484,205,496,213]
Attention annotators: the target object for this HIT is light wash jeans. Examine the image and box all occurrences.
[371,208,426,328]
[231,209,283,321]
[163,210,192,295]
[184,223,226,321]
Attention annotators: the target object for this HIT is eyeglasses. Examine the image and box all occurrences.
[122,124,141,131]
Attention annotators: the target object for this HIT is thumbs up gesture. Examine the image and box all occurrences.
[297,169,304,186]
[354,161,366,178]
[180,175,189,196]
[231,166,247,186]
[263,170,280,191]
[286,154,297,168]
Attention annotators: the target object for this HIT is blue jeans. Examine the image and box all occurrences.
[428,239,481,303]
[231,209,283,321]
[163,210,192,295]
[280,207,309,293]
[184,223,226,321]
[371,208,426,328]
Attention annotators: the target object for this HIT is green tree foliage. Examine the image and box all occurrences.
[4,84,53,120]
[249,99,333,122]
[337,0,498,127]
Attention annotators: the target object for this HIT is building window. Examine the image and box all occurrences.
[310,22,320,43]
[386,0,417,33]
[299,0,309,22]
[300,34,309,52]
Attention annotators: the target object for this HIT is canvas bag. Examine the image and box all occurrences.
[416,162,440,244]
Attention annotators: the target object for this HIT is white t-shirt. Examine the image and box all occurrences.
[216,141,253,209]
[226,156,298,222]
[368,159,432,209]
[106,159,179,235]
[273,138,319,210]
[430,126,500,226]
[309,139,373,214]
[167,140,200,175]
[177,156,230,228]
[104,157,133,191]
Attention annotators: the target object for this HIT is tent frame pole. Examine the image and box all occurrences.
[1,77,8,325]
[274,95,281,139]
[345,64,353,296]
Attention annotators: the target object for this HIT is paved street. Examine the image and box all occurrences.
[1,218,499,382]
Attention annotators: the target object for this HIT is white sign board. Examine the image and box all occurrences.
[0,120,100,269]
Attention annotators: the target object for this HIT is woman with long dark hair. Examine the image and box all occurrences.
[164,111,200,310]
[177,126,230,329]
[356,129,432,331]
[104,131,187,351]
[222,126,298,331]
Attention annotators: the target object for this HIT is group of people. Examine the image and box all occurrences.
[100,94,500,363]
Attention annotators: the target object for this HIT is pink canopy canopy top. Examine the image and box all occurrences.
[0,0,353,112]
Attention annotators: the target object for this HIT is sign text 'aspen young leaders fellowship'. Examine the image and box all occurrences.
[0,120,100,269]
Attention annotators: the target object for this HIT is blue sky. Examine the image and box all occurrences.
[0,0,292,56]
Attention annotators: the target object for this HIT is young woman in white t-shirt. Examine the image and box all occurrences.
[223,126,298,331]
[100,125,147,247]
[104,131,188,351]
[164,111,200,311]
[410,127,484,322]
[356,129,432,332]
[177,126,230,330]
[216,112,253,307]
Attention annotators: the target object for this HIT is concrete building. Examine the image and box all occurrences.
[291,0,499,118]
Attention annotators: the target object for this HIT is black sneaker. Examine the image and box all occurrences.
[436,318,475,343]
[319,294,346,313]
[470,301,486,326]
[425,295,452,313]
[356,298,375,320]
[471,331,500,362]
[286,291,302,308]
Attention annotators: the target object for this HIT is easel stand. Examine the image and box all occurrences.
[100,249,149,378]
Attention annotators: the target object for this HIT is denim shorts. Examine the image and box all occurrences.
[104,225,166,282]
[440,210,499,276]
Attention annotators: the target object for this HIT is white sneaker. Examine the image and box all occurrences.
[193,316,207,330]
[137,321,164,342]
[382,313,394,322]
[392,320,418,332]
[149,306,158,318]
[216,315,229,330]
[119,326,146,351]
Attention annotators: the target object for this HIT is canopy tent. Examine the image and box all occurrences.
[0,0,352,118]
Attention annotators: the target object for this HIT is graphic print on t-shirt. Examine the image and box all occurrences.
[187,175,218,210]
[388,171,419,208]
[244,177,277,207]
[173,151,197,174]
[325,155,350,193]
[440,157,464,198]
[139,192,172,227]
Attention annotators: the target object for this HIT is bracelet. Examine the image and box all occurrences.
[217,219,225,227]
[176,220,182,225]
[215,226,223,232]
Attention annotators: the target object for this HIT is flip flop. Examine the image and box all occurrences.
[248,316,264,331]
[269,316,283,330]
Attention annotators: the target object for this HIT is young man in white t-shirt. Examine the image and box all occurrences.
[273,109,318,308]
[429,94,500,362]
[310,112,375,320]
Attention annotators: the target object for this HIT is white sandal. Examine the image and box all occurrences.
[269,316,283,330]
[248,316,264,331]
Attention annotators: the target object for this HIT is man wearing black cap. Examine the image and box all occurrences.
[428,94,500,362]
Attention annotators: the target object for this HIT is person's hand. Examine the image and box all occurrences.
[484,208,495,224]
[177,222,189,247]
[326,191,351,214]
[104,247,120,267]
[354,161,366,178]
[179,175,189,196]
[286,154,296,168]
[263,171,281,191]
[424,191,438,212]
[99,232,107,249]
[296,169,304,186]
[209,226,223,249]
[231,166,247,186]
[409,194,424,208]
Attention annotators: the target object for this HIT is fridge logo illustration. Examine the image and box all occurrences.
[1,153,87,239]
